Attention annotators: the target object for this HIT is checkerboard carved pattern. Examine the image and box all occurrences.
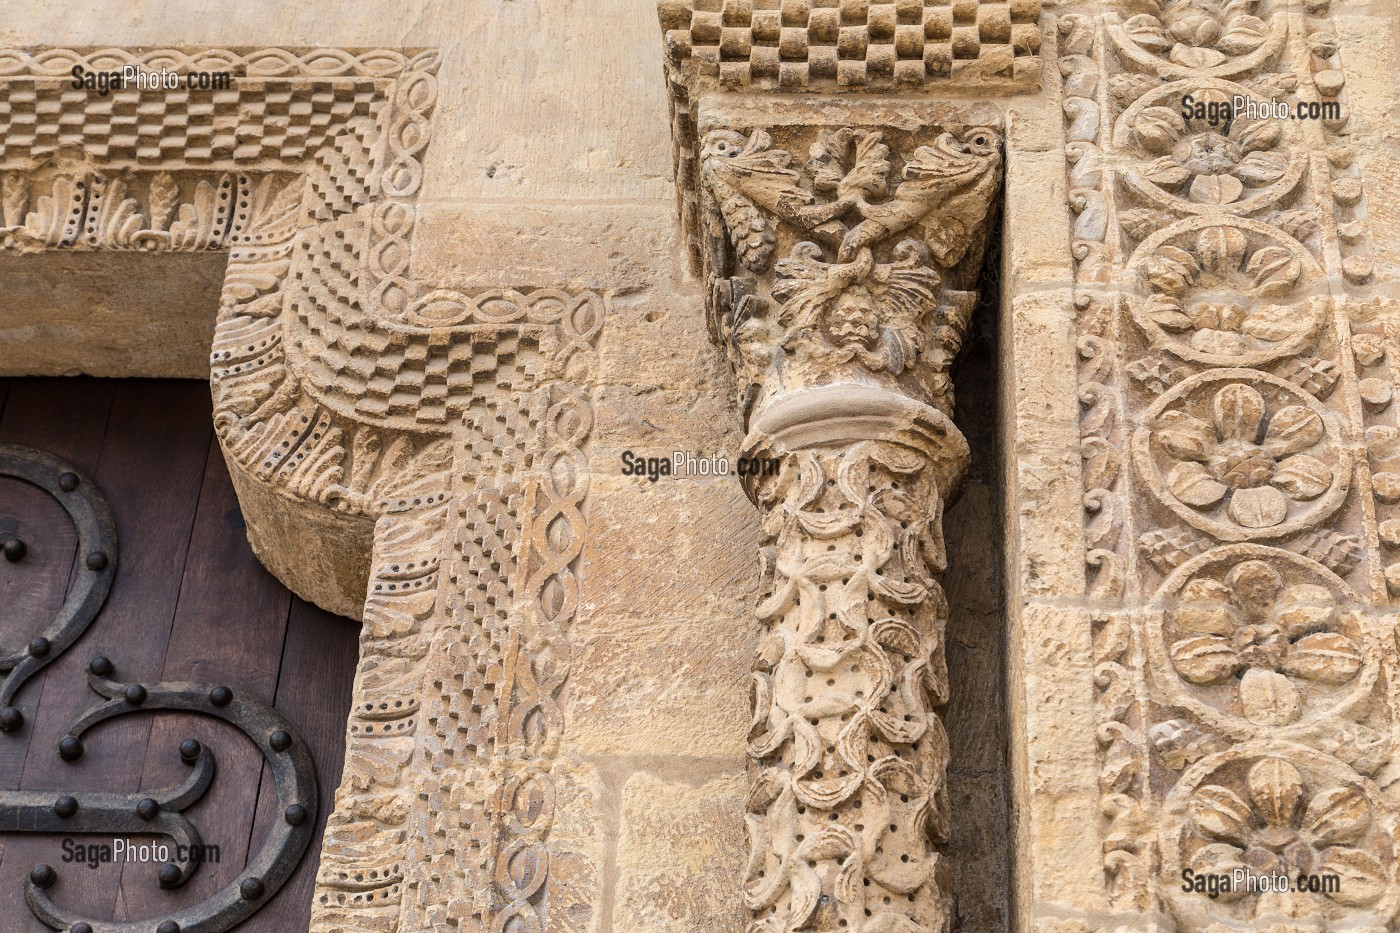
[660,0,1042,89]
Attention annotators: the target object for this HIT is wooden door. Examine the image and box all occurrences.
[0,377,360,932]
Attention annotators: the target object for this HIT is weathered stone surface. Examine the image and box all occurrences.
[615,772,748,933]
[0,251,224,377]
[1007,603,1103,912]
[568,605,755,759]
[1000,289,1086,604]
[2,0,1399,931]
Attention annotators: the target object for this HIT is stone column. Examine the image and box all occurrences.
[715,117,999,933]
[656,3,1031,912]
[741,385,970,933]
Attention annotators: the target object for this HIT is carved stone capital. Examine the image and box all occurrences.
[659,0,1040,272]
[693,101,1002,435]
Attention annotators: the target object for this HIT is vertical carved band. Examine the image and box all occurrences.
[1057,2,1400,931]
[684,111,1002,931]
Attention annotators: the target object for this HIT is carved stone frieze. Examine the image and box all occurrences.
[0,47,432,611]
[314,297,600,932]
[1060,2,1400,930]
[0,170,303,252]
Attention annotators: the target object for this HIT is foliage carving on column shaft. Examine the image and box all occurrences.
[691,106,1002,932]
[1061,2,1400,930]
[743,432,962,933]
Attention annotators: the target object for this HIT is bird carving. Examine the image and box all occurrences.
[701,130,854,272]
[837,127,1003,265]
[702,126,1002,274]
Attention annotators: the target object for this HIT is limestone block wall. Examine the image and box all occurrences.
[3,0,1400,932]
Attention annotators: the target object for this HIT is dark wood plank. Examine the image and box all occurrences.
[0,377,117,916]
[117,431,293,921]
[0,377,117,467]
[0,380,212,926]
[242,598,360,933]
[0,378,358,932]
[0,479,77,782]
[0,379,119,709]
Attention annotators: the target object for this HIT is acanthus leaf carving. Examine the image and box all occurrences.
[702,123,1001,425]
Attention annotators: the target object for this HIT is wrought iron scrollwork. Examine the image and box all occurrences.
[0,444,118,733]
[0,443,319,933]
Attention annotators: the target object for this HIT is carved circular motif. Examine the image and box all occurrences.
[1148,545,1375,737]
[1107,0,1288,80]
[1160,743,1399,931]
[1127,219,1325,368]
[1116,79,1305,215]
[1132,370,1350,540]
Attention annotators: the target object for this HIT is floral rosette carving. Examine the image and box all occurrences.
[1133,371,1350,540]
[1128,221,1325,368]
[1117,82,1305,213]
[1162,745,1400,931]
[1108,0,1287,79]
[1148,547,1380,741]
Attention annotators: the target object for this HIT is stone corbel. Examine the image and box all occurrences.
[658,3,1041,927]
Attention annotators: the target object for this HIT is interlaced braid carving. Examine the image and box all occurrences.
[487,300,598,933]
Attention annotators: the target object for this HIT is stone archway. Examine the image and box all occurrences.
[0,46,602,933]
